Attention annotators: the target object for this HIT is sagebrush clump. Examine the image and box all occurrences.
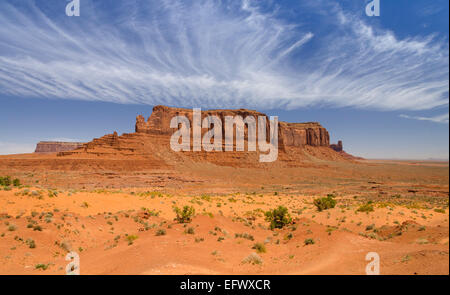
[242,253,263,265]
[357,202,374,213]
[313,194,337,211]
[252,242,266,253]
[173,206,195,223]
[0,176,20,187]
[265,206,292,230]
[304,238,315,245]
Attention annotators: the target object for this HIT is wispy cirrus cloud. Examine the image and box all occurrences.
[0,0,448,112]
[400,113,449,124]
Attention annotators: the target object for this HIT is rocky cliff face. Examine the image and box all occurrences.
[58,105,351,165]
[330,140,343,152]
[278,122,329,148]
[136,105,330,149]
[35,141,85,154]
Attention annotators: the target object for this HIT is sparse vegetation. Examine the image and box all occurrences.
[26,238,36,248]
[284,233,293,240]
[33,225,42,231]
[235,233,254,241]
[242,253,263,265]
[252,242,266,253]
[357,202,374,213]
[126,234,138,245]
[313,194,337,211]
[0,176,12,187]
[265,206,292,230]
[12,178,20,187]
[304,238,315,245]
[365,224,375,231]
[156,229,166,236]
[173,206,195,223]
[35,264,49,270]
[185,227,195,235]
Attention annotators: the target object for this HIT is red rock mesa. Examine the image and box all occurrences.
[54,105,351,166]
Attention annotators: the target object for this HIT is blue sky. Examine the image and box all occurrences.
[0,0,448,159]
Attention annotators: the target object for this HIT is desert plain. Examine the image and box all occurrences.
[0,106,448,275]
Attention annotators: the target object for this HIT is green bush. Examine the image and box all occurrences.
[126,234,138,245]
[13,179,20,187]
[265,206,292,230]
[252,242,266,253]
[0,176,12,187]
[185,227,195,234]
[26,238,36,249]
[313,194,337,211]
[173,206,195,223]
[357,202,374,213]
[235,233,254,241]
[155,229,166,236]
[35,264,49,270]
[304,238,315,245]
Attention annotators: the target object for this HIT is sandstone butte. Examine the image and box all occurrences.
[44,105,357,167]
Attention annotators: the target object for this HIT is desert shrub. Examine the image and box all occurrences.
[141,207,160,217]
[200,195,211,202]
[242,253,263,265]
[26,238,36,249]
[357,202,374,213]
[313,194,337,211]
[48,190,58,198]
[0,176,12,187]
[284,233,293,240]
[35,264,49,270]
[235,233,254,241]
[264,206,292,230]
[252,242,266,253]
[155,229,166,236]
[12,179,20,187]
[8,224,17,231]
[173,206,195,223]
[185,227,195,235]
[59,241,72,252]
[434,208,445,214]
[195,237,204,243]
[304,238,315,245]
[126,234,138,245]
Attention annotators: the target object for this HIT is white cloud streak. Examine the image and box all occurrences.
[0,0,448,112]
[400,113,449,124]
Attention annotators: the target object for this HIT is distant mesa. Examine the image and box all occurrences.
[135,105,333,148]
[35,141,86,154]
[32,105,356,165]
